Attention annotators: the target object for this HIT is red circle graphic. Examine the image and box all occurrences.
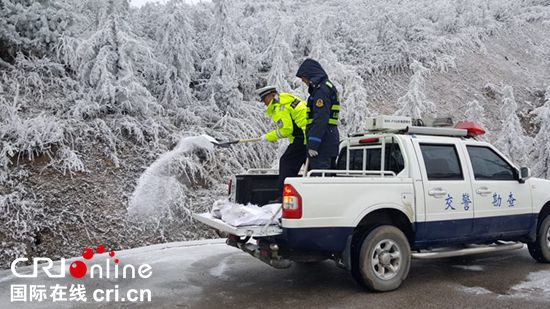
[82,248,94,260]
[69,261,87,278]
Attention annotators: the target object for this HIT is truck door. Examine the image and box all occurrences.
[463,145,533,235]
[412,140,474,244]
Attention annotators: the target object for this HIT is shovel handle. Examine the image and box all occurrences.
[303,158,310,177]
[212,137,262,148]
[239,137,262,143]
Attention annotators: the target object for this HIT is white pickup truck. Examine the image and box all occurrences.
[194,116,550,292]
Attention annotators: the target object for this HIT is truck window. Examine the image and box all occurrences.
[466,146,516,180]
[336,142,404,174]
[420,144,463,181]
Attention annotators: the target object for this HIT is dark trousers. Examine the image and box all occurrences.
[278,138,307,196]
[308,155,337,170]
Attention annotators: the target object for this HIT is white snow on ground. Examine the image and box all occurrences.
[456,269,550,301]
[506,270,550,301]
[451,265,486,272]
[128,135,214,218]
[456,285,493,295]
[209,254,232,280]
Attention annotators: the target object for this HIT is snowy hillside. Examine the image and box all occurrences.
[1,0,549,267]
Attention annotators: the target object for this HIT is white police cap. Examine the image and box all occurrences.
[255,85,277,100]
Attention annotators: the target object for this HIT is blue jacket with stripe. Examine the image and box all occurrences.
[296,59,340,156]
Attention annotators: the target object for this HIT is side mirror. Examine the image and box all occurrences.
[519,167,531,183]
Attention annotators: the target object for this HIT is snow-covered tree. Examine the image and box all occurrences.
[204,0,247,113]
[394,60,436,119]
[263,22,295,92]
[340,73,371,133]
[531,86,550,179]
[463,99,486,125]
[153,1,197,111]
[461,99,490,140]
[73,0,162,119]
[495,86,532,166]
[200,0,273,171]
[0,0,74,64]
[302,15,371,134]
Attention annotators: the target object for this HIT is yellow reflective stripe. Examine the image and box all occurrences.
[331,105,340,111]
[325,81,333,88]
[307,119,313,124]
[328,119,338,125]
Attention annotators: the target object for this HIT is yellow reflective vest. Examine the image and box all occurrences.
[265,93,307,144]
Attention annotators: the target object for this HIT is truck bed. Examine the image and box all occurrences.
[192,213,283,237]
[233,173,280,205]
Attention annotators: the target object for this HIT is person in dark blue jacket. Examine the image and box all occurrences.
[296,59,340,170]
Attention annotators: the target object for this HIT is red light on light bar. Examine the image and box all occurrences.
[455,121,486,136]
[359,138,380,144]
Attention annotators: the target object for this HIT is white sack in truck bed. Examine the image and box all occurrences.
[211,199,281,227]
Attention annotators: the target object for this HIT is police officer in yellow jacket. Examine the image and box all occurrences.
[256,86,308,199]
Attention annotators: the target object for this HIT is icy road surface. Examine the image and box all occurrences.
[1,239,550,308]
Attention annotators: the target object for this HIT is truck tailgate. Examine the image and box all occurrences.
[192,213,283,237]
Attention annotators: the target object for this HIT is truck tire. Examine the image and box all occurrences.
[354,225,411,292]
[528,215,550,263]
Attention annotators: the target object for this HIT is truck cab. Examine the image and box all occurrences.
[194,116,550,292]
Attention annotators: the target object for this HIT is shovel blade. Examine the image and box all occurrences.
[213,139,240,148]
[200,134,238,147]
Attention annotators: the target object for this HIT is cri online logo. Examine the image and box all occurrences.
[11,245,152,279]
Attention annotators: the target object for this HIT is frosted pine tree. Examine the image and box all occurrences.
[305,16,371,133]
[204,0,243,114]
[263,22,295,92]
[203,0,271,169]
[340,73,371,133]
[154,1,197,111]
[143,1,202,127]
[0,0,74,63]
[462,99,488,140]
[375,13,408,73]
[74,0,162,119]
[531,86,550,179]
[463,99,486,125]
[495,86,532,166]
[394,60,436,119]
[205,0,259,102]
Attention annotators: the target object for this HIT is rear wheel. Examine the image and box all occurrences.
[353,225,411,292]
[528,215,550,263]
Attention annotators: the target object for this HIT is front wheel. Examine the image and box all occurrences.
[353,225,411,292]
[528,215,550,263]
